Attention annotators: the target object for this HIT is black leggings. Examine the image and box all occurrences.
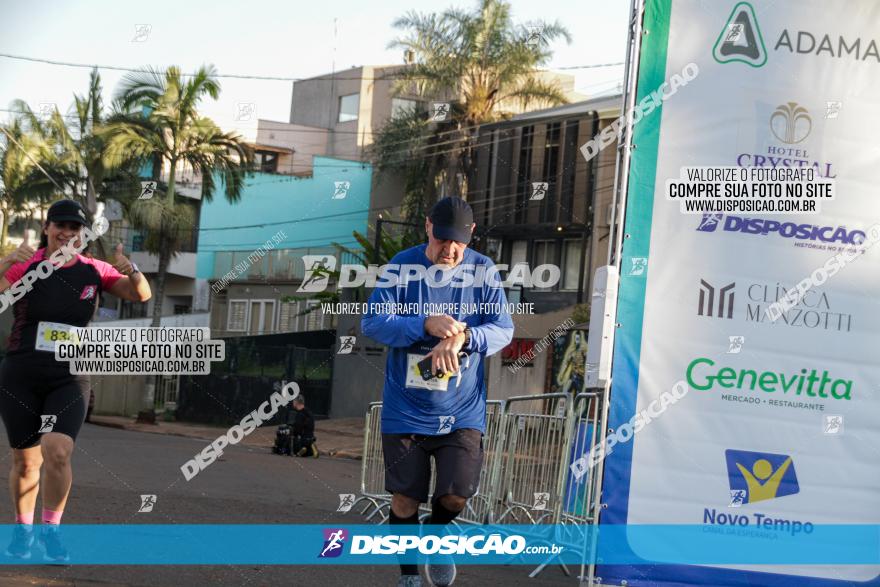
[0,353,90,449]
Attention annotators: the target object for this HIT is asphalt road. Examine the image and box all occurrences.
[0,423,576,587]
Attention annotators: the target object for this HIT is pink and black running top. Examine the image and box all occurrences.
[3,249,124,354]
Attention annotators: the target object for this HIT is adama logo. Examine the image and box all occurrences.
[713,2,767,67]
[714,1,880,67]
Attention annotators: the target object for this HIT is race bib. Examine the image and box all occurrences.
[406,353,454,391]
[35,321,78,353]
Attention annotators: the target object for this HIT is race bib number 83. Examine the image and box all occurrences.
[36,321,78,352]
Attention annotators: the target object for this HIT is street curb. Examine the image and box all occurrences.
[85,418,127,430]
[87,418,363,460]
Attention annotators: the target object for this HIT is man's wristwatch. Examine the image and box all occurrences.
[128,262,141,276]
[462,327,472,350]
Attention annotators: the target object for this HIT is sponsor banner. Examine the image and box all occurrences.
[0,524,877,565]
[601,0,880,586]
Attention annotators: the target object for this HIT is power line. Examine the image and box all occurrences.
[0,52,624,82]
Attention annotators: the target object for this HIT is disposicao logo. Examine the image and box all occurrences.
[725,449,799,504]
[696,214,866,245]
[319,528,348,558]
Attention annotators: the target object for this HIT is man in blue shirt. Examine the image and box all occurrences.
[362,197,513,587]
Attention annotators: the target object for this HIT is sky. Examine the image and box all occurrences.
[0,0,629,140]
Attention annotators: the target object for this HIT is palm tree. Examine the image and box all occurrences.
[102,65,252,328]
[0,120,55,247]
[9,70,143,257]
[373,0,571,221]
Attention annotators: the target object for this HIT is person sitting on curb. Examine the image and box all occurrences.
[291,396,318,458]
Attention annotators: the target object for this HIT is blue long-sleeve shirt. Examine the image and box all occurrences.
[361,244,514,435]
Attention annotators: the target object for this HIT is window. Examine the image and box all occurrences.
[540,123,562,223]
[227,300,248,332]
[532,240,555,266]
[506,240,529,297]
[253,151,278,173]
[279,301,297,332]
[119,299,147,320]
[248,300,276,334]
[515,126,535,223]
[391,98,418,118]
[485,238,502,262]
[278,299,328,332]
[560,119,580,223]
[562,239,585,291]
[532,240,556,291]
[338,94,359,122]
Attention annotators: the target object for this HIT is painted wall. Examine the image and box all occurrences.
[196,156,373,280]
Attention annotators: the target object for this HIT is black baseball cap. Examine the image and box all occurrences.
[429,197,474,244]
[47,199,89,226]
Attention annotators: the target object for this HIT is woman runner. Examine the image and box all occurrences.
[0,199,151,561]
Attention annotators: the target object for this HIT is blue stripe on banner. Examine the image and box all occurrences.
[2,525,880,565]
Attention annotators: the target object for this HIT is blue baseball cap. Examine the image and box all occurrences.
[429,197,474,244]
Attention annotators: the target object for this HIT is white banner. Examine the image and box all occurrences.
[612,0,880,584]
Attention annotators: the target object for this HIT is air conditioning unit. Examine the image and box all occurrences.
[603,203,618,227]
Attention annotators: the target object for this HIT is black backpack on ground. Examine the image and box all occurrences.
[272,424,292,455]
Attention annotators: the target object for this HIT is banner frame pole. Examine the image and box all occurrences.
[584,0,646,584]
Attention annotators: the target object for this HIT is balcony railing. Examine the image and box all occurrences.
[212,247,362,283]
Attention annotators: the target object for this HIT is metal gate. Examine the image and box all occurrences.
[153,375,179,413]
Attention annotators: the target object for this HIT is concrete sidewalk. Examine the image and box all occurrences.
[88,414,365,459]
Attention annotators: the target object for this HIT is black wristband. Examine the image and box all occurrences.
[463,327,472,350]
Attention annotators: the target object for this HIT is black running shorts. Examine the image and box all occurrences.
[382,428,483,503]
[0,352,90,449]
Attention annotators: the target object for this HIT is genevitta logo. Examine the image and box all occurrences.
[696,214,866,246]
[685,356,853,401]
[713,2,767,67]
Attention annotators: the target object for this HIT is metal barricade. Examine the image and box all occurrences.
[352,402,390,522]
[550,392,603,582]
[561,392,602,526]
[352,392,611,582]
[457,399,505,524]
[491,393,574,525]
